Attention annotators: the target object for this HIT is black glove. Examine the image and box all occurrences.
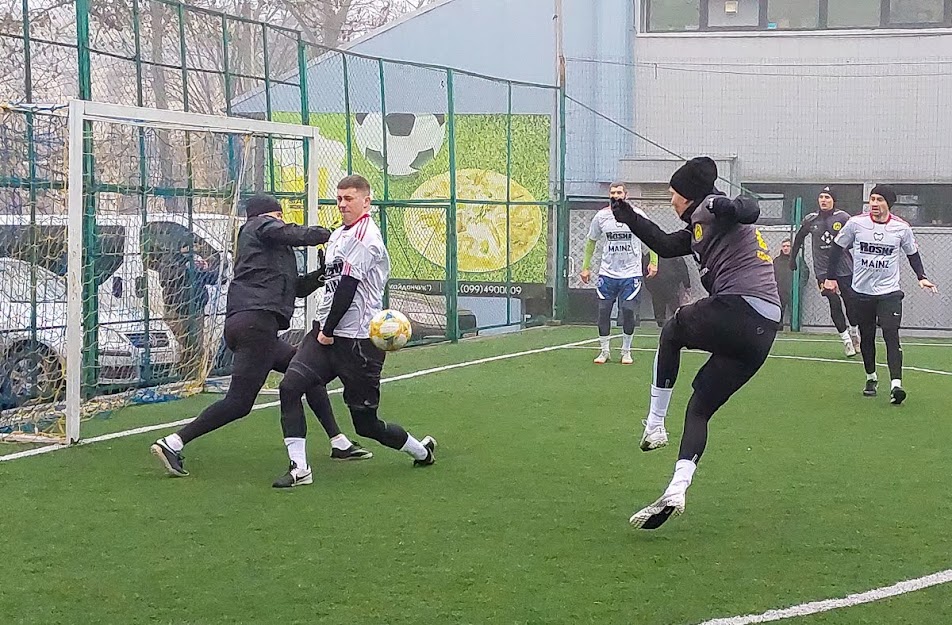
[610,197,636,224]
[789,259,798,272]
[709,196,736,220]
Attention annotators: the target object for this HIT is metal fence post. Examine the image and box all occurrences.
[445,68,459,343]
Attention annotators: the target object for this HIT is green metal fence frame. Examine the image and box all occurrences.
[2,0,570,368]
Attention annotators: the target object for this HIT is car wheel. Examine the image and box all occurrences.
[3,344,64,407]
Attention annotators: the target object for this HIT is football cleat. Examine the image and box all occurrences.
[151,437,188,477]
[863,379,878,397]
[621,351,633,365]
[843,338,857,358]
[890,386,907,405]
[640,420,669,452]
[630,491,686,530]
[272,462,314,488]
[331,443,373,461]
[413,435,437,467]
[593,351,610,365]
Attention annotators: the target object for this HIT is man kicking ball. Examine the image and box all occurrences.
[611,157,780,530]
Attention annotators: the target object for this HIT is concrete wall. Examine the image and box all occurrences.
[630,25,952,185]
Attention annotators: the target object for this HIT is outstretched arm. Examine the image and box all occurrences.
[610,199,692,258]
[259,219,331,247]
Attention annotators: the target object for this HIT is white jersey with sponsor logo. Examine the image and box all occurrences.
[316,213,390,338]
[587,206,647,279]
[833,214,918,296]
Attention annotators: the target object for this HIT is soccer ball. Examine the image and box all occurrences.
[369,309,412,352]
[354,113,445,177]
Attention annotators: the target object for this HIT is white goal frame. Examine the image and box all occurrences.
[65,99,323,443]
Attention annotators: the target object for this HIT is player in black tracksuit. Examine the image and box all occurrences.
[610,157,781,530]
[150,194,369,477]
[790,186,860,356]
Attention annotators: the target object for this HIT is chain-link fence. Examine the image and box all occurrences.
[0,0,568,441]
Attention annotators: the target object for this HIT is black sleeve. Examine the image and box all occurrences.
[907,252,927,280]
[258,219,331,247]
[614,210,693,258]
[731,196,760,225]
[321,275,359,337]
[789,217,811,260]
[295,270,325,298]
[822,243,846,282]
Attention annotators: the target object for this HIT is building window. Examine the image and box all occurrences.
[743,183,866,224]
[827,0,882,28]
[642,0,951,31]
[707,0,761,28]
[889,0,946,24]
[889,185,952,226]
[648,0,700,31]
[767,0,820,29]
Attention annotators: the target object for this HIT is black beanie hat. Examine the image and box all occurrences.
[670,157,718,204]
[244,193,282,218]
[819,186,836,203]
[870,184,897,208]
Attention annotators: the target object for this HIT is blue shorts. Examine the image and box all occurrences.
[596,276,643,310]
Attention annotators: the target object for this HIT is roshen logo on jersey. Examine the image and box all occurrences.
[859,241,895,255]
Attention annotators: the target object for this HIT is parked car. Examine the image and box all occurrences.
[0,258,180,408]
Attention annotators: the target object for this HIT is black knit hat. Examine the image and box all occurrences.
[870,184,897,208]
[819,186,836,203]
[243,193,282,218]
[670,157,718,204]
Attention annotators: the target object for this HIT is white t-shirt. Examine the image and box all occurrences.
[587,206,647,279]
[834,214,918,296]
[316,214,390,338]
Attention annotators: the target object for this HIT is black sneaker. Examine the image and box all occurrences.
[331,443,373,461]
[150,438,188,477]
[863,379,878,397]
[272,462,314,488]
[890,386,907,405]
[413,436,437,467]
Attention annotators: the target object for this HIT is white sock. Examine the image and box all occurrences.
[891,378,902,389]
[599,336,610,352]
[622,333,634,351]
[647,385,672,429]
[400,435,428,460]
[867,372,878,382]
[840,330,851,342]
[849,326,859,337]
[284,437,308,471]
[164,433,184,452]
[330,434,352,451]
[665,459,697,497]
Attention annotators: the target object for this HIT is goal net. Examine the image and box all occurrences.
[0,101,325,446]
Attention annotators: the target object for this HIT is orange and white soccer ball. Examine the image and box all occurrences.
[369,309,412,352]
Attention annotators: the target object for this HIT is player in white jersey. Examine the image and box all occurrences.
[580,183,658,365]
[273,175,436,488]
[825,185,937,405]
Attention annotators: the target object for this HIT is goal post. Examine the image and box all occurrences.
[58,100,323,444]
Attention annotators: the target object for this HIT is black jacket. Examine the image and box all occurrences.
[226,216,330,329]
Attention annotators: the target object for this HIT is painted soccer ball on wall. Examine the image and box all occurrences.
[354,113,446,177]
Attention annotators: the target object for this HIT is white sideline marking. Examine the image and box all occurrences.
[0,336,603,463]
[561,346,952,377]
[694,568,952,625]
